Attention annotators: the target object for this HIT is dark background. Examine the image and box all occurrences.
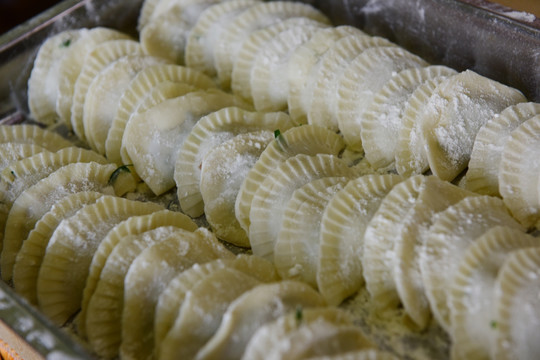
[0,0,63,34]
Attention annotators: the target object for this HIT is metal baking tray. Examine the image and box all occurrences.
[0,0,538,358]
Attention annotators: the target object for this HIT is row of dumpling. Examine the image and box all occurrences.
[0,124,396,360]
[184,116,540,359]
[135,0,540,228]
[138,0,532,179]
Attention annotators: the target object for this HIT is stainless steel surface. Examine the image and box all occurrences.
[0,0,537,357]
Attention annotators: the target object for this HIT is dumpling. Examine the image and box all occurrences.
[449,226,539,360]
[499,114,540,228]
[175,107,292,217]
[122,89,251,195]
[119,228,233,360]
[200,131,275,246]
[420,195,525,331]
[70,39,142,141]
[464,102,540,196]
[235,125,345,235]
[317,174,403,306]
[249,154,358,260]
[77,209,197,340]
[419,70,526,181]
[27,29,86,125]
[196,280,326,360]
[36,196,163,325]
[105,63,216,165]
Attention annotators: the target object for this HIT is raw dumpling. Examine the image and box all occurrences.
[77,209,197,340]
[359,65,456,169]
[122,89,250,195]
[464,102,540,196]
[243,307,373,360]
[249,154,358,260]
[175,107,292,217]
[449,226,539,360]
[420,195,525,331]
[337,46,428,152]
[493,247,540,360]
[317,174,403,306]
[186,0,261,77]
[250,22,329,112]
[27,29,85,125]
[274,177,350,287]
[196,280,326,360]
[36,196,163,325]
[70,39,142,141]
[200,131,274,246]
[12,191,105,306]
[499,115,540,228]
[213,1,330,88]
[287,26,363,124]
[105,63,216,165]
[119,228,234,360]
[419,70,526,181]
[235,125,345,234]
[56,27,131,126]
[82,54,169,154]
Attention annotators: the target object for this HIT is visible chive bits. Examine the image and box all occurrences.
[108,165,132,185]
[295,306,303,324]
[60,39,72,48]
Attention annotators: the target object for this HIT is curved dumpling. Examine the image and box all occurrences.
[308,33,394,131]
[287,25,363,124]
[83,54,169,154]
[200,131,274,246]
[359,65,456,169]
[449,226,539,360]
[0,143,47,173]
[106,63,216,165]
[70,39,142,141]
[0,124,72,151]
[186,0,261,77]
[394,76,451,176]
[232,17,323,103]
[464,102,540,196]
[362,175,472,329]
[420,195,525,332]
[336,46,428,152]
[175,107,292,217]
[155,254,278,358]
[235,125,345,235]
[196,280,326,360]
[12,191,105,305]
[213,1,330,88]
[499,115,540,228]
[122,89,251,195]
[77,209,197,340]
[317,174,403,306]
[242,307,374,360]
[36,196,164,325]
[119,228,233,360]
[56,27,131,126]
[159,268,261,360]
[419,70,526,181]
[250,22,329,112]
[27,29,86,125]
[85,226,196,358]
[274,176,350,287]
[249,154,358,260]
[493,247,540,360]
